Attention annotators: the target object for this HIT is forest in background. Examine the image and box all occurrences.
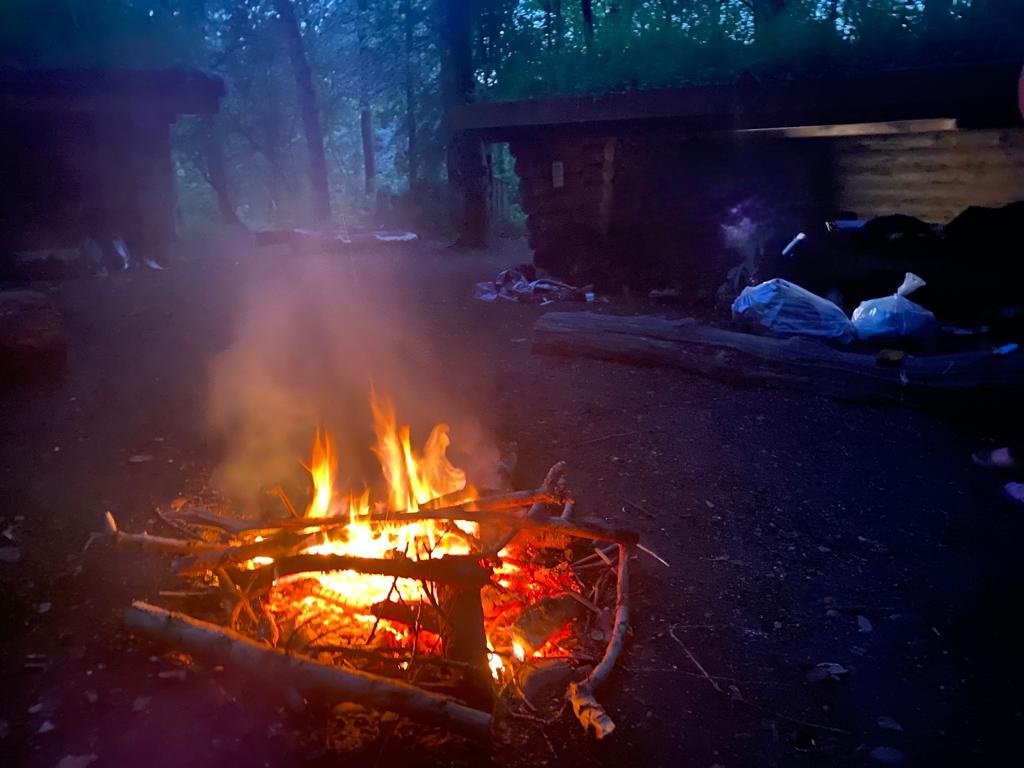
[1,1,1020,233]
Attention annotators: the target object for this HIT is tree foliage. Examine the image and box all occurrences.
[474,1,1024,99]
[1,1,1020,230]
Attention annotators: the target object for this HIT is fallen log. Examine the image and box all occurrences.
[568,543,632,739]
[124,601,492,740]
[533,311,1024,403]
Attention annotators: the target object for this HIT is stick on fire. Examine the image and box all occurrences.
[105,393,640,740]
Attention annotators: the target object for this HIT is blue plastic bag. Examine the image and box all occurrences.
[732,279,856,343]
[851,273,937,341]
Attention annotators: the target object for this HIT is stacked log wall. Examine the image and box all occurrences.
[831,128,1024,223]
[510,126,1024,293]
[510,131,832,293]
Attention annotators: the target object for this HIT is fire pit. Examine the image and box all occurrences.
[98,394,640,741]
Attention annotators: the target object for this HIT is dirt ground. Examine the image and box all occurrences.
[2,235,1023,767]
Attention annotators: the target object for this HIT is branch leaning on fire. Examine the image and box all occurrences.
[97,458,667,739]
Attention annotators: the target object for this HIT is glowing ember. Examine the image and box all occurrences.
[512,641,526,662]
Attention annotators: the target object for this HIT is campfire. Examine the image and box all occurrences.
[98,394,640,740]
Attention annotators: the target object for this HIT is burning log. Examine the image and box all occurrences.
[124,601,492,740]
[248,552,493,591]
[369,600,442,634]
[437,583,494,710]
[180,532,316,573]
[109,418,640,744]
[233,509,636,550]
[568,543,632,739]
[232,487,567,537]
[496,513,637,547]
[512,595,584,656]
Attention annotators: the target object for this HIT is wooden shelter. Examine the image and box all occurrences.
[449,62,1024,289]
[0,68,224,263]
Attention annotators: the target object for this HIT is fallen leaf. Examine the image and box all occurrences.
[806,662,849,683]
[858,615,874,633]
[37,720,56,734]
[877,715,903,732]
[128,454,154,464]
[37,602,52,614]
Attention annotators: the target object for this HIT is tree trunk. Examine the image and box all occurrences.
[200,117,242,226]
[751,0,788,44]
[825,0,840,31]
[272,0,332,228]
[581,0,595,54]
[403,0,418,188]
[439,0,474,122]
[356,0,376,199]
[923,0,953,34]
[552,0,564,49]
[448,133,488,249]
[440,0,487,247]
[261,84,291,222]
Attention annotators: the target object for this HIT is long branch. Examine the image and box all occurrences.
[233,488,564,536]
[124,601,491,740]
[568,543,632,739]
[234,507,635,548]
[93,512,224,556]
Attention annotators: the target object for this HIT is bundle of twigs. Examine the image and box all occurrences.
[99,462,639,740]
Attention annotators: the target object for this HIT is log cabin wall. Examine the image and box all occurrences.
[511,126,1024,293]
[829,127,1024,223]
[510,131,834,293]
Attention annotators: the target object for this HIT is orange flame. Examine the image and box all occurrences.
[304,428,337,518]
[269,395,479,631]
[261,395,582,681]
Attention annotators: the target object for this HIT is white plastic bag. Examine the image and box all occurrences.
[851,273,937,341]
[732,278,856,343]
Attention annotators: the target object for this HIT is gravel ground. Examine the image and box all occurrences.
[1,235,1022,767]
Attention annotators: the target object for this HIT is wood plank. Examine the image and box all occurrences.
[452,62,1023,139]
[832,129,1024,152]
[532,312,1024,404]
